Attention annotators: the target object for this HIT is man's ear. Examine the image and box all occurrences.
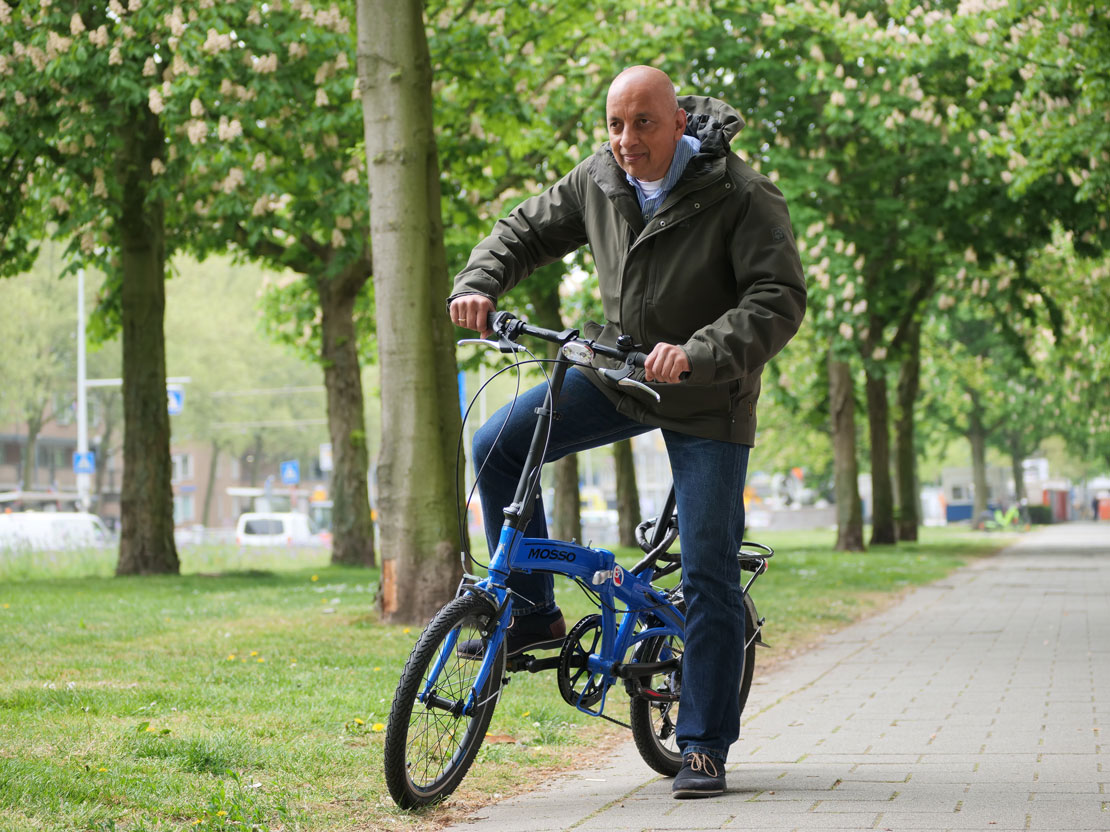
[674,107,687,139]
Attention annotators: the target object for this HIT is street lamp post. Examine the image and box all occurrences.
[76,269,91,512]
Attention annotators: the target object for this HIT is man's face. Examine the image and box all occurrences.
[606,80,686,181]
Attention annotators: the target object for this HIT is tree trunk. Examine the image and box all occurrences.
[319,265,375,567]
[865,367,896,545]
[201,438,221,528]
[247,433,262,487]
[21,409,43,490]
[359,0,464,622]
[526,263,582,544]
[552,455,582,542]
[114,110,178,576]
[829,354,864,551]
[968,399,989,521]
[614,438,640,547]
[894,319,921,542]
[1008,433,1027,506]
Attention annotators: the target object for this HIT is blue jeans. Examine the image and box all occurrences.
[472,368,751,763]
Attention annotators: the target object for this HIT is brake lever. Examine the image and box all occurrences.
[456,338,524,354]
[598,365,663,403]
[618,377,661,403]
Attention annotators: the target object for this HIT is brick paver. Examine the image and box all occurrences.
[443,523,1110,832]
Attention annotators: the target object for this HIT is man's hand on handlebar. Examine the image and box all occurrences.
[644,343,691,384]
[450,295,495,339]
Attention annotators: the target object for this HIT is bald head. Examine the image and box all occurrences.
[606,66,679,114]
[605,66,686,181]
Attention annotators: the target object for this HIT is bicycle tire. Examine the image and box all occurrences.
[628,599,757,776]
[383,593,506,808]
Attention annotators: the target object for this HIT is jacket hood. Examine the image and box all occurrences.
[679,95,745,157]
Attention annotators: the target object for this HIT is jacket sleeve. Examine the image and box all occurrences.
[682,176,807,385]
[449,165,590,303]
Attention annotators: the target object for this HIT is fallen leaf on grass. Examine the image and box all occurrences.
[483,734,516,744]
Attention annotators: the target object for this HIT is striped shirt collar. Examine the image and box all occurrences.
[626,134,701,222]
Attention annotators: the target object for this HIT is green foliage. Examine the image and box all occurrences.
[0,0,373,351]
[163,255,330,463]
[0,246,80,430]
[921,227,1110,471]
[917,0,1110,219]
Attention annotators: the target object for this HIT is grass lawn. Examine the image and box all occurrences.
[0,527,1012,831]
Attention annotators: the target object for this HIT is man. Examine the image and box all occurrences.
[449,66,806,797]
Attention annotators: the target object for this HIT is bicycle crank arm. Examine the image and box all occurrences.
[507,653,588,674]
[614,657,681,679]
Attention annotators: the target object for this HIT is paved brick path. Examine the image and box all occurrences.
[443,523,1110,832]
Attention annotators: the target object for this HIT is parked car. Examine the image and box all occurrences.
[234,512,320,547]
[0,511,113,551]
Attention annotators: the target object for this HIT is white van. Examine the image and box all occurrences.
[234,512,317,547]
[0,512,113,551]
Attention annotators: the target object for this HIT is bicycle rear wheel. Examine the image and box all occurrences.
[383,593,505,808]
[628,599,757,776]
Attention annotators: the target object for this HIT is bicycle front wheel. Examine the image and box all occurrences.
[383,593,506,808]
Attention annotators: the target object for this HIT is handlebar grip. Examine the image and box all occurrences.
[624,351,687,380]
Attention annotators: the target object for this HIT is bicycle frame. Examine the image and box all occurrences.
[422,324,685,720]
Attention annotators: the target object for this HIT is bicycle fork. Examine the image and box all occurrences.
[417,596,512,717]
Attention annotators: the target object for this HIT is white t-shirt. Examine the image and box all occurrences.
[635,177,665,197]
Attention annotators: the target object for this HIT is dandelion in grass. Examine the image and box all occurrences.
[250,651,258,657]
[402,627,411,634]
[216,810,227,817]
[372,723,385,732]
[227,654,236,661]
[373,666,381,671]
[311,575,319,582]
[354,718,364,725]
[522,711,530,717]
[257,658,265,663]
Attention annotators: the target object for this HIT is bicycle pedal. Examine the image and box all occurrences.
[639,687,679,703]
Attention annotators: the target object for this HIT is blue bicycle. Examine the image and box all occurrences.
[383,312,772,808]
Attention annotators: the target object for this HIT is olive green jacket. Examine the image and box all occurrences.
[450,95,806,444]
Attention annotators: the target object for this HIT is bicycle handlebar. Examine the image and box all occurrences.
[487,310,649,367]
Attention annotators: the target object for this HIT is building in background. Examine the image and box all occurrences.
[1,419,328,535]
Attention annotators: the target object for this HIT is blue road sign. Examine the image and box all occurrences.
[73,451,96,475]
[280,460,300,485]
[167,385,185,415]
